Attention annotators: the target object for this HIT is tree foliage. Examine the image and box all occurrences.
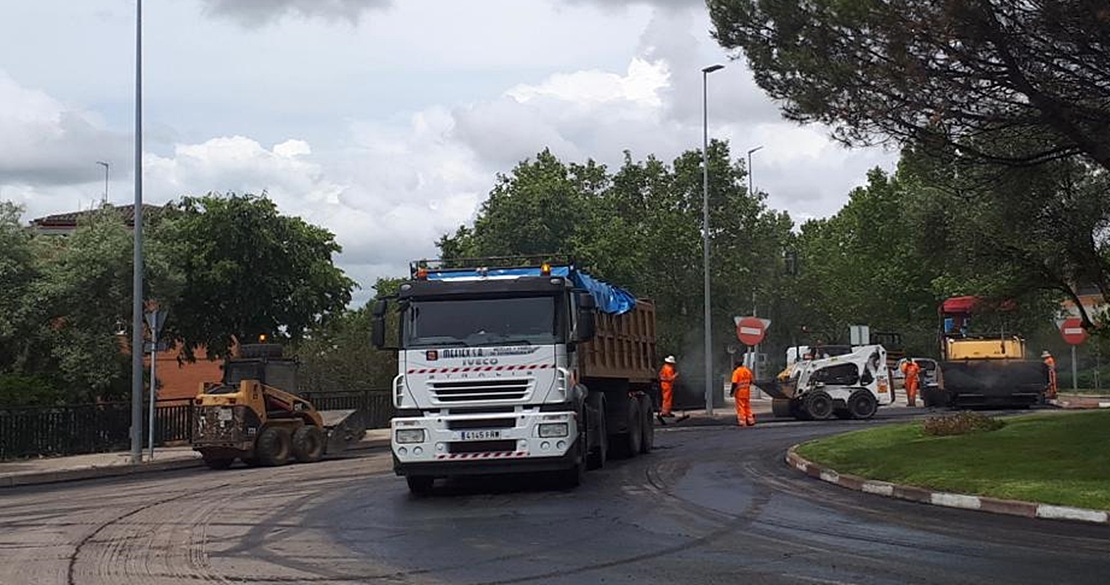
[153,193,356,360]
[708,0,1110,171]
[438,143,796,380]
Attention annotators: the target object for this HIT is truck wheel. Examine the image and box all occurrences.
[202,453,234,470]
[256,425,292,466]
[613,397,642,459]
[847,390,878,419]
[803,391,834,420]
[638,394,654,454]
[406,476,435,496]
[292,425,325,463]
[586,398,608,470]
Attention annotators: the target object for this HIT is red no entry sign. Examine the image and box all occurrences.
[1060,317,1088,345]
[736,316,767,346]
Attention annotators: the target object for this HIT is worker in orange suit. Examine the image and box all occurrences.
[1042,351,1058,399]
[659,356,678,417]
[731,363,756,427]
[902,359,921,407]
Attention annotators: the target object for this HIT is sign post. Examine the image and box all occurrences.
[1060,317,1088,392]
[144,308,168,461]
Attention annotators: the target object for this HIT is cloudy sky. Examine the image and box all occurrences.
[0,0,896,304]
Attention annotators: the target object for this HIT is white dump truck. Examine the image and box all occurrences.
[371,259,658,494]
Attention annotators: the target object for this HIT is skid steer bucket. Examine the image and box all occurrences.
[320,409,367,455]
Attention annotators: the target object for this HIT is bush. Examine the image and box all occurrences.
[922,411,1005,436]
[0,374,69,407]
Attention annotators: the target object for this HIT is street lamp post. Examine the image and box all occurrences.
[130,0,145,465]
[702,63,724,415]
[746,145,763,199]
[96,161,109,204]
[746,146,763,388]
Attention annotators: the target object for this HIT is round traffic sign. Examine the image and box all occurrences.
[1060,317,1089,345]
[736,316,766,346]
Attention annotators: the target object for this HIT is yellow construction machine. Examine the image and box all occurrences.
[191,343,365,469]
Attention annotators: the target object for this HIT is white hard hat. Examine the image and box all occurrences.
[1041,350,1051,358]
[664,355,676,364]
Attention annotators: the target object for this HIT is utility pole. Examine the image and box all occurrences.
[97,161,110,204]
[701,63,725,415]
[130,0,145,464]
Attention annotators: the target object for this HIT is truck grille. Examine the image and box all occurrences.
[430,379,531,403]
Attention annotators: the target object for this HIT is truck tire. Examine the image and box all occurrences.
[556,440,587,489]
[255,425,292,466]
[586,397,608,470]
[803,391,834,420]
[612,397,642,459]
[406,476,434,496]
[638,393,654,454]
[847,390,878,419]
[292,425,325,463]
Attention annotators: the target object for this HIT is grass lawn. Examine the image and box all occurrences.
[796,410,1110,510]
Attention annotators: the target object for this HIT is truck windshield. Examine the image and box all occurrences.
[404,296,558,348]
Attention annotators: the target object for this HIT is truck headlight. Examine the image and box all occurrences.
[538,423,569,438]
[395,429,426,444]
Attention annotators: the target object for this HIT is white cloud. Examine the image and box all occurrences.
[0,71,129,187]
[197,0,392,27]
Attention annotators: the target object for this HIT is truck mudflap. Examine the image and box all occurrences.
[939,360,1046,407]
[319,409,367,454]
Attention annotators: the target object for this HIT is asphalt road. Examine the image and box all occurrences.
[1,409,1107,585]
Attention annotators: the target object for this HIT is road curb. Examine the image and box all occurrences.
[785,445,1110,527]
[0,438,391,489]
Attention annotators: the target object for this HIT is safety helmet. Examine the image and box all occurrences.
[664,355,676,364]
[1041,350,1051,358]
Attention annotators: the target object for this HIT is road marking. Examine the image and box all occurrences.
[781,573,860,585]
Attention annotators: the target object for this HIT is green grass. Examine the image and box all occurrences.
[796,410,1110,510]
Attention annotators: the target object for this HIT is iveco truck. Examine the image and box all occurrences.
[371,258,658,494]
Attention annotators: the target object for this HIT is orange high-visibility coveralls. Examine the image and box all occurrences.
[1044,356,1058,399]
[659,364,677,416]
[902,361,921,406]
[731,365,755,426]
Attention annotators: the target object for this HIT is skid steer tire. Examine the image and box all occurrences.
[256,426,292,466]
[202,454,234,470]
[803,391,834,420]
[847,390,878,419]
[292,425,326,463]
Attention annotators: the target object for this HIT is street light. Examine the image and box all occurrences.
[702,63,725,416]
[130,0,145,464]
[746,145,763,198]
[96,161,109,204]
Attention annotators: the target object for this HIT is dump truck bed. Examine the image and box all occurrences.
[579,299,657,384]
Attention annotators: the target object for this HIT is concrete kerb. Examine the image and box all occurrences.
[785,445,1110,527]
[0,434,391,489]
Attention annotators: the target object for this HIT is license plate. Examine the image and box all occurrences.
[459,430,500,441]
[217,407,233,422]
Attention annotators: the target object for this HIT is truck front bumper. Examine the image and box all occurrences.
[391,410,580,476]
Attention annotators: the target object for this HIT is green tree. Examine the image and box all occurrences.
[152,193,356,360]
[708,0,1110,171]
[0,202,37,371]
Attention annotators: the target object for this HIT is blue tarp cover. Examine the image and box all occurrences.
[424,265,637,315]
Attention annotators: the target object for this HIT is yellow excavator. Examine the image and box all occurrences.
[191,343,365,469]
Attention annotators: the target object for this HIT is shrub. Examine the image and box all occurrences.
[923,411,1005,436]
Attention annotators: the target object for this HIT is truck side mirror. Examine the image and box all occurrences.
[371,299,388,349]
[577,292,596,342]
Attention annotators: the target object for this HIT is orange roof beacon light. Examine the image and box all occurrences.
[541,262,552,276]
[259,334,267,343]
